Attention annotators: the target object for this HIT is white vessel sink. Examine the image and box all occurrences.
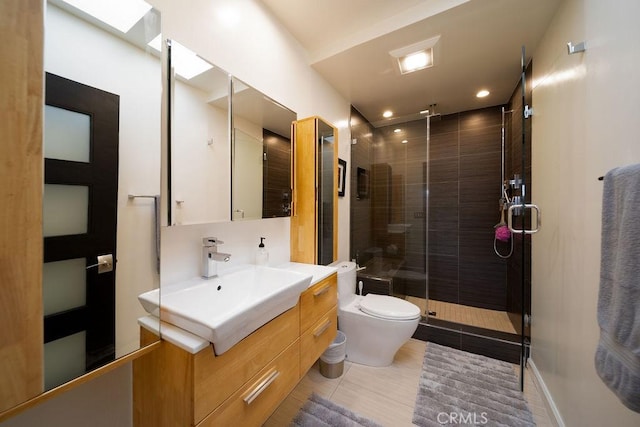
[138,265,312,354]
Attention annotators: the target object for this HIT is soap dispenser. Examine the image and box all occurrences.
[256,237,269,266]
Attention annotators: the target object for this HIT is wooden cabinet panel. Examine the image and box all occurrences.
[300,274,337,332]
[300,306,337,376]
[133,339,195,427]
[290,118,317,263]
[0,0,44,414]
[198,340,300,427]
[193,305,299,423]
[290,116,338,265]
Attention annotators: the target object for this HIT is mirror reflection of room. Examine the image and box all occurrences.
[168,40,231,225]
[232,78,297,221]
[43,0,161,390]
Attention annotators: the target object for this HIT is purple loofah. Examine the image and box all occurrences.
[495,225,511,242]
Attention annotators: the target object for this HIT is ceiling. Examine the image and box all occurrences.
[259,0,561,127]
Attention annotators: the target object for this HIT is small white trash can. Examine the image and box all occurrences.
[319,330,346,378]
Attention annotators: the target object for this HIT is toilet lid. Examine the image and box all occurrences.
[359,294,421,320]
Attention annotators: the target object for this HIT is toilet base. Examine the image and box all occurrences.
[338,298,419,367]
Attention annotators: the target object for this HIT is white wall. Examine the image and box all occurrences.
[531,0,640,425]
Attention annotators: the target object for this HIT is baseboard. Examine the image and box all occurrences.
[528,359,566,427]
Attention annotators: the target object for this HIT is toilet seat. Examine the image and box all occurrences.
[358,294,421,320]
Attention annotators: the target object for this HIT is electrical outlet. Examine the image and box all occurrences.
[414,211,425,218]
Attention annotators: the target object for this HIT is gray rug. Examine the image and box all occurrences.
[413,343,535,427]
[291,393,383,427]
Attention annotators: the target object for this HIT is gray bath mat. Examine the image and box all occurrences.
[291,393,383,427]
[413,343,535,426]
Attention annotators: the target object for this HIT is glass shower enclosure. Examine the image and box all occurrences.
[349,59,532,384]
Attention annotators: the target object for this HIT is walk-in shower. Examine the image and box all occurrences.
[349,74,532,365]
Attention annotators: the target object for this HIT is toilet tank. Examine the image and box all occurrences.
[330,261,356,303]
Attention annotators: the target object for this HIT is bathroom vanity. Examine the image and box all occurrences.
[133,266,337,427]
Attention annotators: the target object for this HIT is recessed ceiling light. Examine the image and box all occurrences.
[399,50,432,74]
[383,110,393,118]
[61,0,152,33]
[394,128,401,133]
[402,140,408,144]
[389,35,440,75]
[476,89,490,98]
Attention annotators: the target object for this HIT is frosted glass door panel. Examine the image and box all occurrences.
[44,331,86,390]
[44,105,90,163]
[43,258,86,316]
[43,184,89,237]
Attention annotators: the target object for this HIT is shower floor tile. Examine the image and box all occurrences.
[406,297,517,334]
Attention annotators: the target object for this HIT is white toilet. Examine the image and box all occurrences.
[334,261,421,367]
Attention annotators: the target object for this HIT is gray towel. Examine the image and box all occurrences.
[595,163,640,413]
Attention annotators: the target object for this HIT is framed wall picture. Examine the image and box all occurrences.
[338,158,346,197]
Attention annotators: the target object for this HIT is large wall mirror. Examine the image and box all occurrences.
[44,0,161,391]
[232,77,297,220]
[165,39,231,225]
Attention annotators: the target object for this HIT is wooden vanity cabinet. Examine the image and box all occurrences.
[299,274,338,375]
[133,306,299,427]
[133,272,338,427]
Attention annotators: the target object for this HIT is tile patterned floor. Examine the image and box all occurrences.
[265,339,554,426]
[407,297,517,334]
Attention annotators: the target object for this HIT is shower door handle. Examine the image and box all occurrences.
[507,204,541,234]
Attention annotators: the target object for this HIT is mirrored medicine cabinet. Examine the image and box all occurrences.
[164,39,231,226]
[163,41,297,225]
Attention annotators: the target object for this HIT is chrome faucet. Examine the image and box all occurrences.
[202,237,231,278]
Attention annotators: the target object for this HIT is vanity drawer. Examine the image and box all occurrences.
[300,273,337,332]
[300,305,337,376]
[193,304,299,423]
[198,339,300,427]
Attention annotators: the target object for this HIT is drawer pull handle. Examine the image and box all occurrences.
[313,285,330,297]
[243,369,280,405]
[313,320,331,337]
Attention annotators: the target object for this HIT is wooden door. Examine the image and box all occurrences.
[43,72,119,390]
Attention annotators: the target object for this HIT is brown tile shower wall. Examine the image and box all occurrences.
[350,108,374,262]
[373,120,428,283]
[429,108,508,311]
[350,106,511,311]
